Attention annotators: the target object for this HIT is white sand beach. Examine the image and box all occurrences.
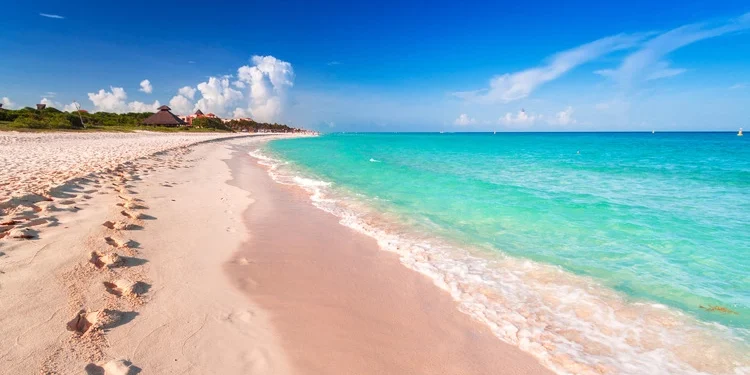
[0,132,550,374]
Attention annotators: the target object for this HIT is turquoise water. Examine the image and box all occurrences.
[260,132,749,374]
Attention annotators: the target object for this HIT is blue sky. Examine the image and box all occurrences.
[1,1,749,131]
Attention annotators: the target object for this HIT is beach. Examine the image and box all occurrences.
[0,132,550,374]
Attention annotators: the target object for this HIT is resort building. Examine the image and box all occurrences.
[142,105,186,127]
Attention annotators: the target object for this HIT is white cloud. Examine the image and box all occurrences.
[127,100,161,112]
[327,61,341,66]
[169,94,194,115]
[600,13,750,86]
[194,76,243,117]
[88,87,128,112]
[549,106,577,125]
[232,80,246,89]
[234,55,294,122]
[454,113,476,126]
[40,97,62,108]
[63,102,80,112]
[139,79,153,94]
[456,33,645,103]
[39,13,64,19]
[499,109,540,126]
[729,83,747,90]
[1,97,14,109]
[178,86,196,99]
[40,97,80,112]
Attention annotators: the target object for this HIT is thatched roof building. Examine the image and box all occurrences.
[194,109,204,116]
[143,105,185,126]
[36,104,47,110]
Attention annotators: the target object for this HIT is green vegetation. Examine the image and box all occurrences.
[0,106,306,133]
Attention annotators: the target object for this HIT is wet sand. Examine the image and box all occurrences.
[226,146,553,375]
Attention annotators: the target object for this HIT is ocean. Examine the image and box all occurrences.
[252,132,749,375]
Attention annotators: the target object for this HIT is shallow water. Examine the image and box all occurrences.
[256,132,749,374]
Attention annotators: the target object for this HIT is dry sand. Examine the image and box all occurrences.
[0,132,291,374]
[1,131,551,374]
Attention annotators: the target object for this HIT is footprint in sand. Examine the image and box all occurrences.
[117,201,148,210]
[120,210,144,220]
[89,251,124,269]
[66,309,121,335]
[105,236,131,248]
[84,359,141,375]
[6,227,37,240]
[102,220,133,231]
[103,279,145,297]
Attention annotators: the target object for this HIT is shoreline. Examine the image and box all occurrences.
[225,143,553,374]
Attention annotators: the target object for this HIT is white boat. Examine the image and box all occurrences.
[739,128,744,136]
[652,130,655,134]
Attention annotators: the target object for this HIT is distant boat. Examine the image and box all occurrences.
[739,128,744,137]
[494,131,497,135]
[652,130,655,134]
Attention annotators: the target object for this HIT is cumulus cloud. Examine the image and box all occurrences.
[63,102,80,112]
[549,106,577,125]
[139,79,153,94]
[599,13,750,86]
[128,100,161,112]
[169,94,194,115]
[40,97,79,112]
[87,86,160,113]
[193,76,243,117]
[499,109,540,126]
[40,97,61,108]
[88,87,128,112]
[456,34,645,103]
[178,86,196,99]
[2,97,15,109]
[454,114,476,126]
[234,55,294,122]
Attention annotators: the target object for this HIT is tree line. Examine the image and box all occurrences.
[0,106,305,133]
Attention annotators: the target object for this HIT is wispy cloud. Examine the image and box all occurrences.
[729,83,747,89]
[455,33,646,103]
[327,61,341,66]
[39,13,64,19]
[598,12,750,86]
